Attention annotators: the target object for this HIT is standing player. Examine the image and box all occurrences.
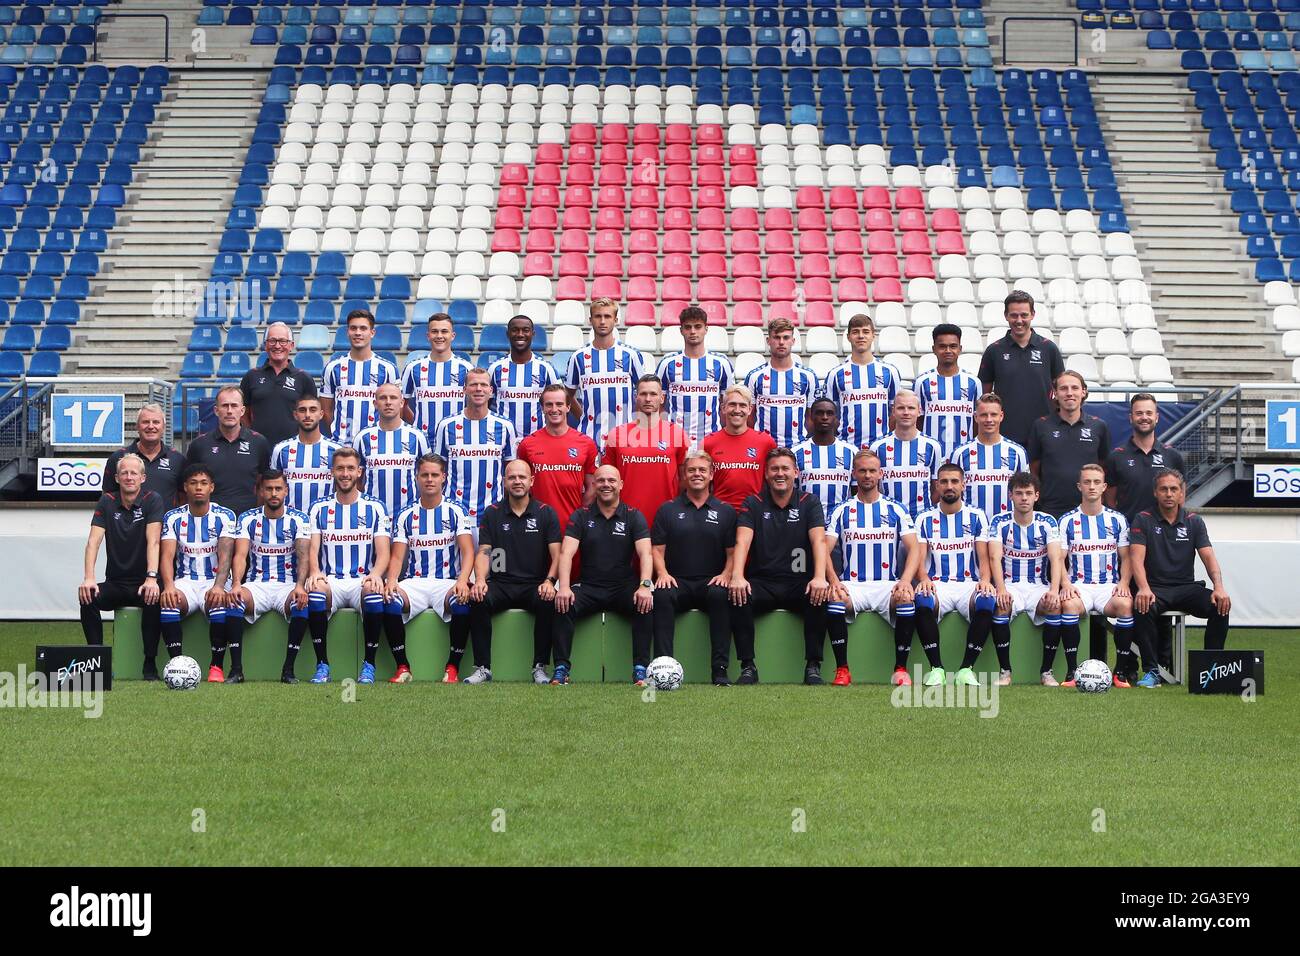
[384,454,476,684]
[728,449,832,685]
[354,383,430,520]
[271,395,344,514]
[657,305,733,445]
[564,297,645,448]
[702,385,776,512]
[487,314,558,440]
[743,318,819,449]
[823,312,900,448]
[304,448,391,684]
[912,463,997,688]
[869,390,943,520]
[978,290,1065,448]
[1058,464,1137,687]
[433,368,517,527]
[158,465,239,684]
[321,309,399,446]
[102,403,186,504]
[601,375,691,528]
[793,399,858,524]
[825,449,921,687]
[552,465,655,686]
[983,472,1065,687]
[517,382,598,524]
[916,323,981,459]
[227,470,313,684]
[947,394,1029,520]
[468,458,562,685]
[183,387,272,516]
[401,312,472,437]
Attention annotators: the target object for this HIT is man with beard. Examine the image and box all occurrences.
[272,395,344,513]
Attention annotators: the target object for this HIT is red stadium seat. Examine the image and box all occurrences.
[666,165,693,186]
[829,186,858,209]
[734,301,764,325]
[766,254,796,278]
[763,208,794,231]
[831,231,861,254]
[732,254,762,278]
[535,144,563,164]
[798,208,827,231]
[634,124,661,145]
[525,230,556,253]
[625,301,655,325]
[664,230,693,253]
[570,124,597,144]
[500,164,529,185]
[796,187,825,209]
[698,231,726,254]
[533,164,561,185]
[665,143,692,164]
[831,208,860,231]
[698,252,728,277]
[872,277,904,301]
[532,185,559,207]
[632,144,660,165]
[566,164,594,187]
[932,208,961,231]
[731,231,760,255]
[666,124,692,145]
[696,124,723,144]
[629,253,658,277]
[769,301,796,323]
[560,205,589,229]
[764,231,794,254]
[798,231,828,255]
[837,277,870,300]
[863,186,891,209]
[865,208,893,231]
[594,252,624,277]
[563,185,592,208]
[629,230,659,253]
[935,232,966,255]
[698,276,728,301]
[729,145,757,166]
[559,252,590,277]
[661,300,688,324]
[698,144,725,165]
[569,143,596,165]
[895,187,924,209]
[600,143,628,164]
[904,254,935,279]
[599,163,628,186]
[701,301,727,325]
[733,277,763,302]
[523,252,553,276]
[663,276,693,300]
[663,207,691,231]
[528,206,558,230]
[697,186,726,208]
[556,276,586,300]
[499,185,527,206]
[595,230,625,253]
[800,254,830,278]
[632,185,661,208]
[597,186,626,209]
[729,208,758,231]
[901,232,932,255]
[835,255,866,279]
[898,208,928,232]
[495,207,523,229]
[663,253,693,277]
[560,229,590,253]
[768,277,796,302]
[491,230,521,252]
[631,207,660,231]
[596,207,625,229]
[591,276,622,299]
[870,255,899,278]
[600,123,628,144]
[867,231,897,254]
[804,277,833,302]
[805,302,835,326]
[698,165,725,187]
[628,276,658,301]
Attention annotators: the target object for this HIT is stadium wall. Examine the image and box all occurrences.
[3,505,1297,627]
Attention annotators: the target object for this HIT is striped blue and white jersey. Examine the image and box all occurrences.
[869,432,943,519]
[488,355,558,440]
[826,496,916,584]
[401,354,472,437]
[743,361,819,448]
[321,354,399,446]
[162,504,238,582]
[393,500,474,580]
[985,511,1059,585]
[234,507,311,585]
[823,359,900,447]
[657,350,734,444]
[916,370,982,459]
[792,438,858,526]
[947,438,1030,519]
[354,424,430,521]
[309,495,390,579]
[563,343,645,447]
[916,505,988,583]
[432,413,518,519]
[271,436,344,513]
[1060,506,1129,585]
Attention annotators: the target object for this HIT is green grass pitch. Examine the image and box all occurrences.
[0,623,1294,866]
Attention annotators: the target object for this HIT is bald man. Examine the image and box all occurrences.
[551,464,655,685]
[241,321,318,445]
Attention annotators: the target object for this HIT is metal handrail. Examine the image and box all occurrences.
[1001,16,1079,64]
[93,13,170,62]
[1164,385,1241,448]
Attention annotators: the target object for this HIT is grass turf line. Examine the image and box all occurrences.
[0,624,1293,866]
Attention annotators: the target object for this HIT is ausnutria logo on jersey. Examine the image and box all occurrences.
[49,886,151,936]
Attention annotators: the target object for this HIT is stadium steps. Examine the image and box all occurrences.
[92,0,201,66]
[1092,72,1287,387]
[65,67,267,379]
[982,0,1079,68]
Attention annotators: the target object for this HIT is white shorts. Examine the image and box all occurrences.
[932,580,978,622]
[1074,582,1119,617]
[398,577,457,623]
[323,577,367,611]
[1005,582,1050,626]
[845,580,898,622]
[172,578,221,618]
[239,580,296,622]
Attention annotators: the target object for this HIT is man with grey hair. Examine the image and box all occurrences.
[240,321,317,446]
[103,403,186,503]
[184,386,271,515]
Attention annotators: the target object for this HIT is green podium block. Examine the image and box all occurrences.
[111,608,359,681]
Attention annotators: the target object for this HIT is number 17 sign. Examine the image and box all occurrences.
[51,393,125,447]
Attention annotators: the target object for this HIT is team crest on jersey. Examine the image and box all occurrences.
[501,522,510,531]
[567,447,578,459]
[1152,454,1164,466]
[587,519,595,528]
[525,517,537,531]
[1127,459,1135,467]
[1002,353,1011,360]
[677,512,687,519]
[1176,526,1188,540]
[707,510,718,522]
[1052,431,1061,439]
[614,521,626,534]
[1031,350,1042,361]
[158,459,170,470]
[1080,429,1092,440]
[746,447,756,458]
[788,509,800,521]
[657,440,668,451]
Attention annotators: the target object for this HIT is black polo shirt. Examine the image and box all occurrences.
[651,492,737,580]
[1103,438,1187,522]
[240,361,318,446]
[102,440,186,503]
[1129,507,1212,588]
[737,486,825,583]
[565,500,650,588]
[183,426,272,516]
[478,497,562,586]
[1027,412,1112,518]
[91,489,165,583]
[977,330,1065,447]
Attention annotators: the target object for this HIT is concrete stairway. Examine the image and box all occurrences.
[89,0,277,67]
[64,68,266,379]
[1091,72,1287,387]
[982,0,1081,68]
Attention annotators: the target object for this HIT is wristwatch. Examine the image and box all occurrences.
[548,576,558,586]
[640,579,653,589]
[145,571,158,580]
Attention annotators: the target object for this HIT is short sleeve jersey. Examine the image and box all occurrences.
[162,504,238,582]
[309,495,390,579]
[321,354,400,446]
[234,507,311,584]
[393,499,474,580]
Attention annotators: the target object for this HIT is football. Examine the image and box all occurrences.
[645,656,684,691]
[1075,659,1113,694]
[163,656,202,691]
